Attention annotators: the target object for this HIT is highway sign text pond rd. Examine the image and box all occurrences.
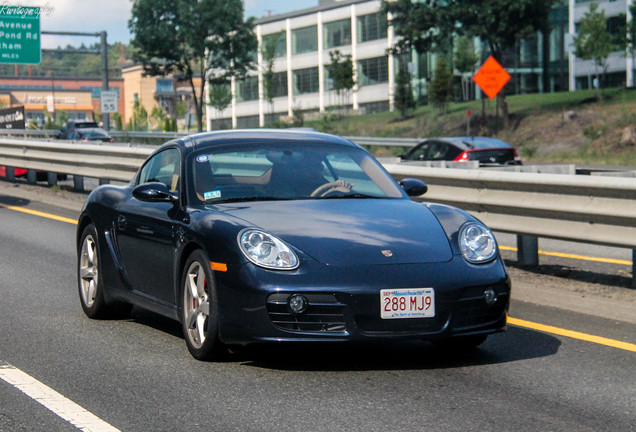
[0,5,41,64]
[472,56,510,100]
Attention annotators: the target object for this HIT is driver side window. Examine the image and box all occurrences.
[138,148,181,191]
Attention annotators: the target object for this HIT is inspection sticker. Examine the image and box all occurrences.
[204,190,221,200]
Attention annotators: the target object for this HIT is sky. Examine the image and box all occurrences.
[8,0,320,49]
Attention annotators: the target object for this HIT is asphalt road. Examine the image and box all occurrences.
[0,191,634,432]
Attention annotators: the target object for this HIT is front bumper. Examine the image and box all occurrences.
[215,256,510,344]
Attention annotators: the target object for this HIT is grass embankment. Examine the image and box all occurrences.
[305,88,636,165]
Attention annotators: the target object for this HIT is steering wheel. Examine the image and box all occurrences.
[310,181,352,197]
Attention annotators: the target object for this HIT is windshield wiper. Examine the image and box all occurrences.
[316,193,382,200]
[208,196,293,204]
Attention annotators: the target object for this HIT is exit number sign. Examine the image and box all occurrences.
[0,6,41,64]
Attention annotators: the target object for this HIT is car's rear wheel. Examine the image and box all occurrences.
[78,224,131,319]
[181,250,224,360]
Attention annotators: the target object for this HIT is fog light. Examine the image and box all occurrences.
[484,288,497,305]
[288,294,309,313]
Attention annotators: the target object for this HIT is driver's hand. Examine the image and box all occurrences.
[334,179,353,190]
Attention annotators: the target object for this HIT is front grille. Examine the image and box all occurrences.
[452,291,508,330]
[356,313,448,336]
[266,293,346,334]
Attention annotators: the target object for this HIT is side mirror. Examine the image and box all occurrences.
[399,178,428,197]
[133,182,178,203]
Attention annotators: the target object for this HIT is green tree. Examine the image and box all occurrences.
[132,100,148,131]
[394,65,416,118]
[129,0,257,132]
[326,50,355,110]
[113,113,124,131]
[429,57,454,112]
[573,3,615,99]
[383,0,558,124]
[55,110,69,128]
[625,3,636,87]
[261,31,283,114]
[150,106,166,130]
[454,36,478,101]
[207,83,232,119]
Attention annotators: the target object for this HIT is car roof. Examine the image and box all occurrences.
[422,136,513,150]
[156,129,364,154]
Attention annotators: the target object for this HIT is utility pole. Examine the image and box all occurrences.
[100,31,110,130]
[41,30,110,129]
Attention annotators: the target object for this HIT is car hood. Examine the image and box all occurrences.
[215,199,453,266]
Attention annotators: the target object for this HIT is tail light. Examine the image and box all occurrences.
[454,151,470,162]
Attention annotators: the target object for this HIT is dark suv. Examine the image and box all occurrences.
[58,120,100,139]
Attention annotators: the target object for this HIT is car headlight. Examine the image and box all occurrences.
[238,229,299,270]
[459,223,497,264]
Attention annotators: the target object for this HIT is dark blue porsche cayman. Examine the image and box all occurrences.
[77,129,510,360]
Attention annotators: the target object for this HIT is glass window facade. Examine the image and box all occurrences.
[357,13,387,43]
[293,67,319,94]
[324,18,351,49]
[357,56,389,86]
[156,79,174,94]
[272,72,288,98]
[292,25,318,55]
[237,76,259,102]
[262,32,287,58]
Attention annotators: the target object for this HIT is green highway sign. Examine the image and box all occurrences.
[0,5,41,64]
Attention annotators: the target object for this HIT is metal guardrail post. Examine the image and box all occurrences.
[26,169,37,185]
[47,172,57,187]
[73,176,84,192]
[517,235,539,267]
[5,167,14,181]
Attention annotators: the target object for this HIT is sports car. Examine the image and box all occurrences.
[77,129,510,360]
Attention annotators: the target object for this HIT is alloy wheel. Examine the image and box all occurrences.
[183,261,210,349]
[79,234,99,308]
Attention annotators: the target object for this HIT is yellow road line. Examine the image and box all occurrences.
[0,203,78,225]
[499,245,632,266]
[508,317,636,353]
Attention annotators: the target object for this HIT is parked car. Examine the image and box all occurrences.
[77,130,510,360]
[401,137,522,166]
[0,166,27,178]
[58,120,100,139]
[68,128,114,143]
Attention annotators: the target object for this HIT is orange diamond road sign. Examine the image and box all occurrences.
[472,56,510,100]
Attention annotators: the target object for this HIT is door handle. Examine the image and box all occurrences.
[117,215,127,231]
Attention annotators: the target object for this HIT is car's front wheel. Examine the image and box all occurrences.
[181,250,224,360]
[77,224,131,319]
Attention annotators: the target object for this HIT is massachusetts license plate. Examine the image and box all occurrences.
[380,288,435,319]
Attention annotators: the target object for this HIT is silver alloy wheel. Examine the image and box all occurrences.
[183,261,210,349]
[79,234,98,308]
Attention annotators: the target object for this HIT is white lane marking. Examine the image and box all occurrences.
[0,363,120,432]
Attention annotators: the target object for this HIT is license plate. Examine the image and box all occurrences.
[380,288,435,319]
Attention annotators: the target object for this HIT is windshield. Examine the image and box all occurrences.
[188,142,405,204]
[79,129,108,139]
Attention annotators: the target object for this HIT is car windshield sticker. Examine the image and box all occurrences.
[204,190,222,200]
[196,155,210,163]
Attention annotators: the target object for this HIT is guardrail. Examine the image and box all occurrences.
[0,137,634,286]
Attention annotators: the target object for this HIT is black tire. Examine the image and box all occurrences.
[180,250,225,361]
[77,224,131,319]
[432,334,488,351]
